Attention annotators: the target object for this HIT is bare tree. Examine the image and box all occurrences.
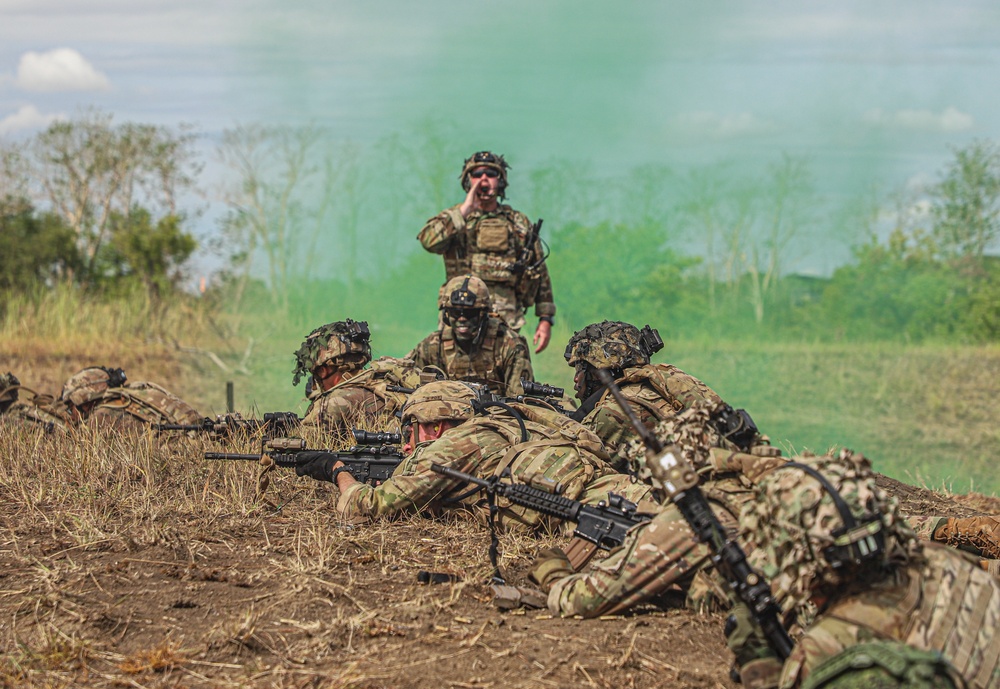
[25,110,199,284]
[741,155,813,323]
[217,123,343,312]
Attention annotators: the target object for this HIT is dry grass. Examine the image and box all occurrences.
[1,417,731,689]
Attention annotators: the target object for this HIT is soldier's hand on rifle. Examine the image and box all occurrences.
[533,319,552,353]
[295,455,338,483]
[725,602,783,685]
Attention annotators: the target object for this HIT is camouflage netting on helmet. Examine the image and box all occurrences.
[618,402,717,483]
[401,380,477,425]
[741,449,920,618]
[292,319,372,386]
[459,150,510,197]
[61,367,127,407]
[438,275,492,312]
[564,321,655,371]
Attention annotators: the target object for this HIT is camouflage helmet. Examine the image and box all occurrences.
[61,366,128,407]
[459,150,510,198]
[0,371,20,409]
[401,380,477,425]
[741,450,919,617]
[438,275,492,313]
[564,321,664,371]
[292,319,372,386]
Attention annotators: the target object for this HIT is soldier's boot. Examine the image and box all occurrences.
[980,559,1000,578]
[932,516,1000,559]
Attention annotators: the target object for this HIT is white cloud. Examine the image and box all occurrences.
[15,48,111,92]
[0,105,64,136]
[863,106,973,133]
[671,111,774,139]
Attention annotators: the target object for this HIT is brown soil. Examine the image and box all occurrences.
[2,344,997,688]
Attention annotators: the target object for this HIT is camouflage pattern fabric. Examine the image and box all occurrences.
[544,405,776,618]
[798,641,964,689]
[2,391,75,433]
[301,357,421,431]
[418,203,555,330]
[407,316,534,396]
[777,544,998,689]
[336,402,651,524]
[87,381,201,428]
[580,363,724,455]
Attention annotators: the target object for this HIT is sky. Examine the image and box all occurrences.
[1,1,999,273]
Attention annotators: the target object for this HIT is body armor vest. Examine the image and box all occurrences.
[820,544,1000,689]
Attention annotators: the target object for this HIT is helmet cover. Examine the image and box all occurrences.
[564,321,662,370]
[61,366,127,407]
[401,380,477,425]
[459,150,510,198]
[741,449,919,616]
[292,319,372,385]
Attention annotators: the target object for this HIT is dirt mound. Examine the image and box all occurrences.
[876,472,988,518]
[2,421,997,688]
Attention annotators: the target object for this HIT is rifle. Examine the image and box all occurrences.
[470,380,577,419]
[205,437,403,486]
[155,411,300,437]
[511,219,545,275]
[430,463,652,552]
[596,369,793,660]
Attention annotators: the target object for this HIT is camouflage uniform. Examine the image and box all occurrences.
[407,276,534,397]
[581,363,724,455]
[407,318,533,397]
[62,367,201,429]
[737,452,993,689]
[0,372,74,432]
[301,357,422,432]
[564,321,730,456]
[335,381,652,523]
[417,151,555,331]
[538,405,787,618]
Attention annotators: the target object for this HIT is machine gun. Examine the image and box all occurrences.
[596,369,793,660]
[430,463,652,552]
[155,411,300,437]
[204,436,403,486]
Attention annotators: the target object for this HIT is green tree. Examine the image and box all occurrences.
[94,207,197,298]
[26,110,200,286]
[0,198,80,295]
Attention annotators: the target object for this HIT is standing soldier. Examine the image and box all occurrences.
[418,151,556,353]
[407,275,534,397]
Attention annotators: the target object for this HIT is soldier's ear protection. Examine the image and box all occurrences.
[783,462,887,573]
[100,367,128,388]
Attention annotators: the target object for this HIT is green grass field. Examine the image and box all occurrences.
[5,292,998,495]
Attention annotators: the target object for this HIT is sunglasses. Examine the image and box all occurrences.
[446,308,482,320]
[469,169,500,179]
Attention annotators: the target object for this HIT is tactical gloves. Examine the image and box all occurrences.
[295,455,337,483]
[527,546,574,590]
